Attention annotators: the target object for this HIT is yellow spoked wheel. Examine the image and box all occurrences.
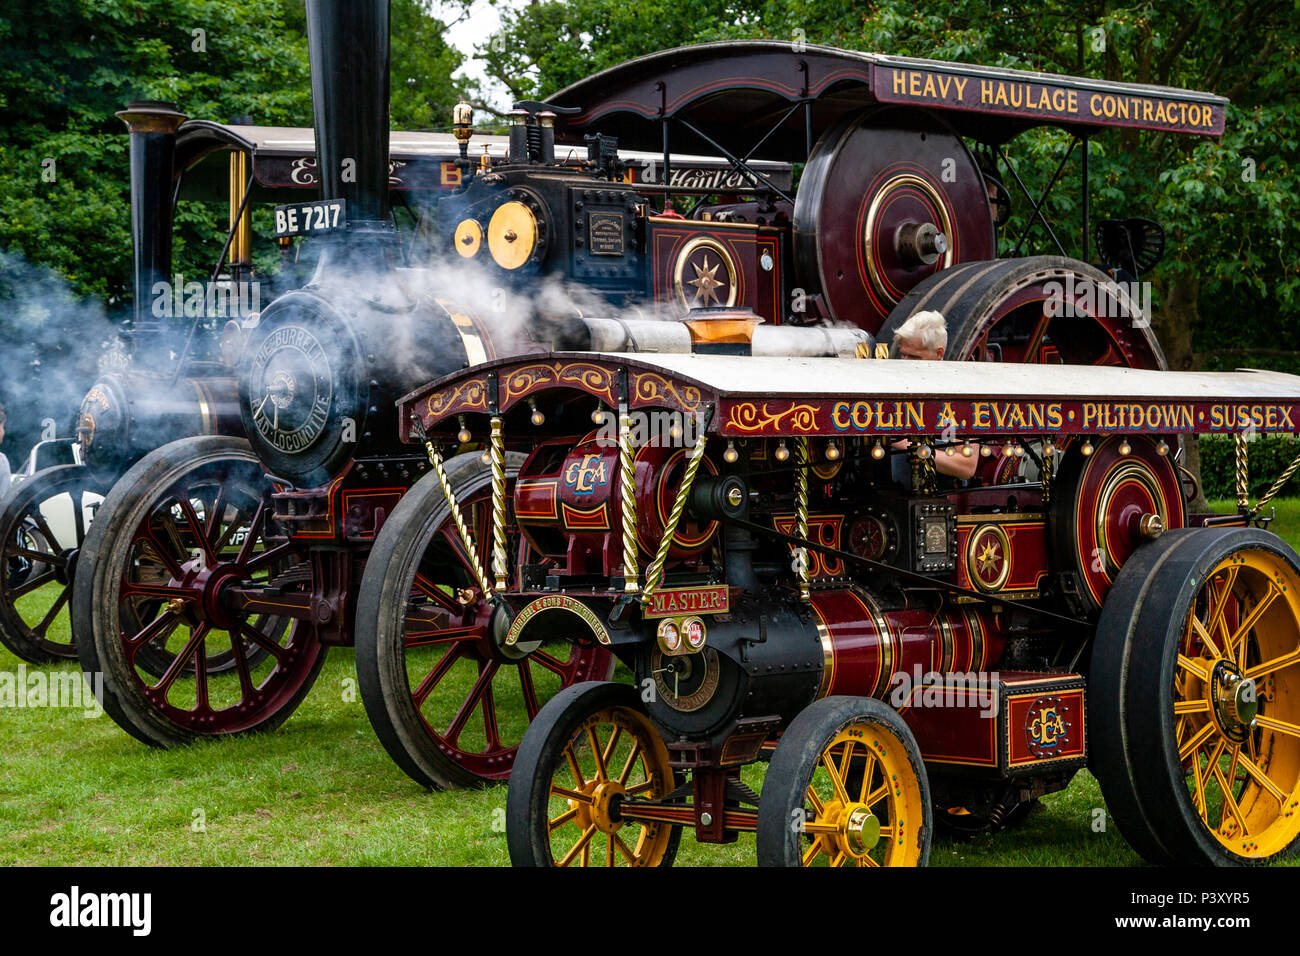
[1094,527,1300,865]
[757,696,931,866]
[1173,548,1300,859]
[507,681,680,867]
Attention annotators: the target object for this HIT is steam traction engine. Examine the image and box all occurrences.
[68,1,1300,867]
[394,352,1300,867]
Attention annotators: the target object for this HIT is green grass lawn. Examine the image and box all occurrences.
[0,499,1296,867]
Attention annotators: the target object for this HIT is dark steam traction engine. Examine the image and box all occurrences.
[70,2,1300,866]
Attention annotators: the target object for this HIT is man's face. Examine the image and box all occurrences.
[898,337,943,361]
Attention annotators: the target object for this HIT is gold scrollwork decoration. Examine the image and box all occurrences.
[724,401,820,434]
[425,378,488,418]
[502,362,616,407]
[632,373,702,412]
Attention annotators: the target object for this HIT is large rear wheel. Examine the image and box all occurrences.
[355,453,615,789]
[73,437,324,748]
[1093,527,1300,865]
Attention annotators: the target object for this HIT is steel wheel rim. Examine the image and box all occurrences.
[1176,548,1300,858]
[543,705,675,867]
[112,469,315,733]
[798,722,924,866]
[399,481,609,780]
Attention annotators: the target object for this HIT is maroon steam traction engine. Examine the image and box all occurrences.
[454,352,1300,867]
[68,2,1300,866]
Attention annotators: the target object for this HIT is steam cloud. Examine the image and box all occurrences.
[0,251,120,470]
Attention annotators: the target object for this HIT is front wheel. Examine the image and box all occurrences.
[507,682,681,867]
[756,696,931,866]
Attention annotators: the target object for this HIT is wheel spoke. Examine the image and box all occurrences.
[193,634,210,711]
[120,580,201,603]
[402,622,484,649]
[611,832,638,865]
[411,574,461,614]
[9,547,63,566]
[1205,567,1238,650]
[549,784,591,804]
[1173,699,1210,716]
[481,680,500,751]
[587,727,608,781]
[410,643,463,707]
[204,488,228,542]
[443,659,500,745]
[243,541,297,574]
[531,650,571,678]
[228,626,257,698]
[1255,714,1300,739]
[1189,616,1224,661]
[30,513,63,554]
[617,742,642,785]
[800,841,822,866]
[236,503,267,565]
[123,613,181,663]
[805,786,826,817]
[557,824,597,867]
[548,807,580,831]
[177,497,216,567]
[1238,754,1288,805]
[1245,643,1300,680]
[1226,586,1279,661]
[71,491,86,545]
[1177,654,1211,682]
[564,743,586,788]
[237,621,289,665]
[821,751,850,804]
[149,624,209,695]
[517,661,541,719]
[9,569,57,598]
[601,725,624,772]
[1178,721,1217,762]
[863,781,889,810]
[1190,742,1208,818]
[1211,753,1248,835]
[30,587,69,636]
[139,529,186,579]
[858,753,878,804]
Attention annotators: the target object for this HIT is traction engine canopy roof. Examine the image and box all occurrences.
[546,41,1229,158]
[401,354,1300,441]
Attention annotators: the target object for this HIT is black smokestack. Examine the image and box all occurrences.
[305,0,392,229]
[115,101,187,336]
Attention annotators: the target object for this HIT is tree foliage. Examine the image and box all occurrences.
[0,0,469,458]
[482,0,1299,375]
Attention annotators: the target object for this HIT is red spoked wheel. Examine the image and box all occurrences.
[356,452,616,789]
[0,464,108,662]
[879,256,1166,370]
[73,437,324,748]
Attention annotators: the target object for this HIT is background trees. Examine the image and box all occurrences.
[0,0,469,457]
[0,0,1295,475]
